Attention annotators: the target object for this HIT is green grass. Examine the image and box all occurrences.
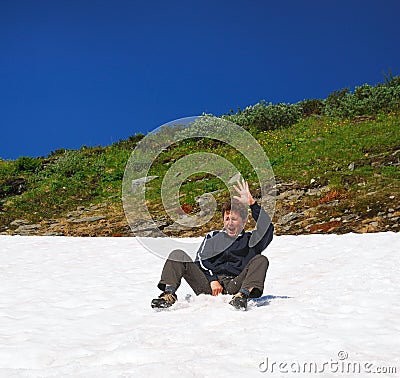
[257,113,399,184]
[0,113,399,231]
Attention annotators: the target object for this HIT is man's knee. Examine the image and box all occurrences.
[167,249,192,263]
[252,254,269,269]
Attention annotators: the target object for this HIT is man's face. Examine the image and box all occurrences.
[223,210,247,238]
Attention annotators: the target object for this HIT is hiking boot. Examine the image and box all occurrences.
[151,291,177,309]
[229,291,249,310]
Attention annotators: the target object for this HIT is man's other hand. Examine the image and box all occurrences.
[210,280,223,296]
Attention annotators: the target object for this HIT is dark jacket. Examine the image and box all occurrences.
[195,202,274,282]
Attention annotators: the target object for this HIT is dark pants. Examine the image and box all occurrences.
[157,249,269,298]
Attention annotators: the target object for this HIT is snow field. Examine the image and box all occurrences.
[0,233,399,377]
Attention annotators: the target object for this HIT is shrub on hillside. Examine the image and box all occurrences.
[42,150,89,178]
[224,101,302,131]
[224,75,400,129]
[323,88,350,117]
[324,76,400,118]
[15,156,42,173]
[298,99,325,117]
[112,133,145,149]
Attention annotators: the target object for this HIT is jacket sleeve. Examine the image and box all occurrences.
[249,202,274,253]
[195,231,220,283]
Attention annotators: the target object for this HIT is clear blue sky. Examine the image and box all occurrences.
[1,0,400,160]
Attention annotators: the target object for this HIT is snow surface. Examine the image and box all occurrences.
[0,233,399,377]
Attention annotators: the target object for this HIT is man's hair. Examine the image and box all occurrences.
[221,199,248,220]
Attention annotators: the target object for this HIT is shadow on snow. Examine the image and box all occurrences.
[249,295,292,307]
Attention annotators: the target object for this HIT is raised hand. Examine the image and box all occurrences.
[232,179,255,206]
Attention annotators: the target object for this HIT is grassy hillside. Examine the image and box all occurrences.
[0,112,399,236]
[1,77,399,236]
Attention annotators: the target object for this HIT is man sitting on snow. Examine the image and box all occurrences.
[151,179,274,310]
